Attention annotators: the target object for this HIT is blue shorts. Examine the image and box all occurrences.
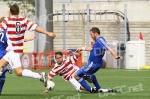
[76,61,103,77]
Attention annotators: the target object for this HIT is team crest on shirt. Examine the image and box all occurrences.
[16,22,21,34]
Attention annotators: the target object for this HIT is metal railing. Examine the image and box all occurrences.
[53,4,130,68]
[53,0,150,3]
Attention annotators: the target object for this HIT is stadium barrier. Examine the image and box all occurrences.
[21,51,82,70]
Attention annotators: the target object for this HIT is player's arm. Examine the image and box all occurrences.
[108,48,122,59]
[35,26,56,38]
[67,50,80,58]
[44,69,57,93]
[0,18,7,31]
[47,70,56,81]
[26,20,56,38]
[98,38,122,59]
[76,46,92,52]
[24,34,36,42]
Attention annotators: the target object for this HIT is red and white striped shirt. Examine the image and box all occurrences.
[48,55,79,81]
[0,16,37,53]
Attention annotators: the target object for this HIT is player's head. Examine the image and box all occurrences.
[9,4,19,16]
[55,52,63,65]
[0,17,5,23]
[90,27,100,41]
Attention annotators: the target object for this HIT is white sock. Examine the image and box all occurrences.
[22,69,41,79]
[0,72,3,76]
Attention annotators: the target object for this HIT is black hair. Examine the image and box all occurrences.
[10,4,19,15]
[55,52,63,58]
[90,27,100,35]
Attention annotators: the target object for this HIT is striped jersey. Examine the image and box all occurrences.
[0,16,37,53]
[48,55,79,81]
[89,36,110,63]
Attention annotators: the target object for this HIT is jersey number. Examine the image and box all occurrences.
[16,22,21,34]
[0,32,4,43]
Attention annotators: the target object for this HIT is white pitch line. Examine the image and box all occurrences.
[6,75,150,78]
[98,77,150,78]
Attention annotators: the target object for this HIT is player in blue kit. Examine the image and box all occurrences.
[74,27,122,93]
[0,17,36,95]
[0,17,12,95]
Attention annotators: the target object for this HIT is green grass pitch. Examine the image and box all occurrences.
[1,69,150,99]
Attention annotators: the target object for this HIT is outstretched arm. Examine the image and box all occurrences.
[35,26,56,38]
[67,50,81,58]
[24,34,36,42]
[44,69,56,93]
[108,48,122,59]
[76,46,92,52]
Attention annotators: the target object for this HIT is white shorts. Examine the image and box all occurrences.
[3,51,22,69]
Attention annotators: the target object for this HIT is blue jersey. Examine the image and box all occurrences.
[0,30,7,58]
[88,36,109,63]
[0,30,7,79]
[76,36,110,76]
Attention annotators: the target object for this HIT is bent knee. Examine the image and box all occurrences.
[15,72,22,76]
[14,68,23,76]
[74,73,80,79]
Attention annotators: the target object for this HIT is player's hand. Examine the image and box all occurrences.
[48,32,56,38]
[76,48,82,52]
[29,34,36,41]
[44,89,49,93]
[67,50,73,54]
[115,56,122,59]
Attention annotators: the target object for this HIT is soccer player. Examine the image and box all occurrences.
[0,16,37,95]
[44,50,86,93]
[74,27,122,93]
[0,4,56,87]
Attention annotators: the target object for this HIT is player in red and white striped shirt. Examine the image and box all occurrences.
[0,4,56,87]
[44,50,85,93]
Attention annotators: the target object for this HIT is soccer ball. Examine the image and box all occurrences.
[46,81,55,90]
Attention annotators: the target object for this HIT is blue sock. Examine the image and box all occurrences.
[77,77,91,92]
[0,80,5,94]
[90,74,101,90]
[1,67,8,76]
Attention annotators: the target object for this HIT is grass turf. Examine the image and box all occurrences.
[1,69,150,99]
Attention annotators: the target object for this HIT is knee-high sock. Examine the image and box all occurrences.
[77,77,91,92]
[90,74,101,90]
[0,72,3,76]
[1,67,8,76]
[0,80,5,93]
[22,69,41,79]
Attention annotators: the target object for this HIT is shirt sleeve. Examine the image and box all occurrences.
[25,19,37,31]
[0,19,8,31]
[69,55,78,64]
[48,66,58,80]
[98,38,110,50]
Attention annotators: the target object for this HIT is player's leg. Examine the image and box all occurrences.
[74,62,103,93]
[69,76,86,92]
[6,64,13,74]
[74,68,95,93]
[0,75,5,95]
[1,65,13,76]
[5,52,47,87]
[88,64,115,93]
[89,74,109,92]
[1,67,8,75]
[0,58,9,76]
[13,67,47,87]
[90,74,101,90]
[83,75,93,83]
